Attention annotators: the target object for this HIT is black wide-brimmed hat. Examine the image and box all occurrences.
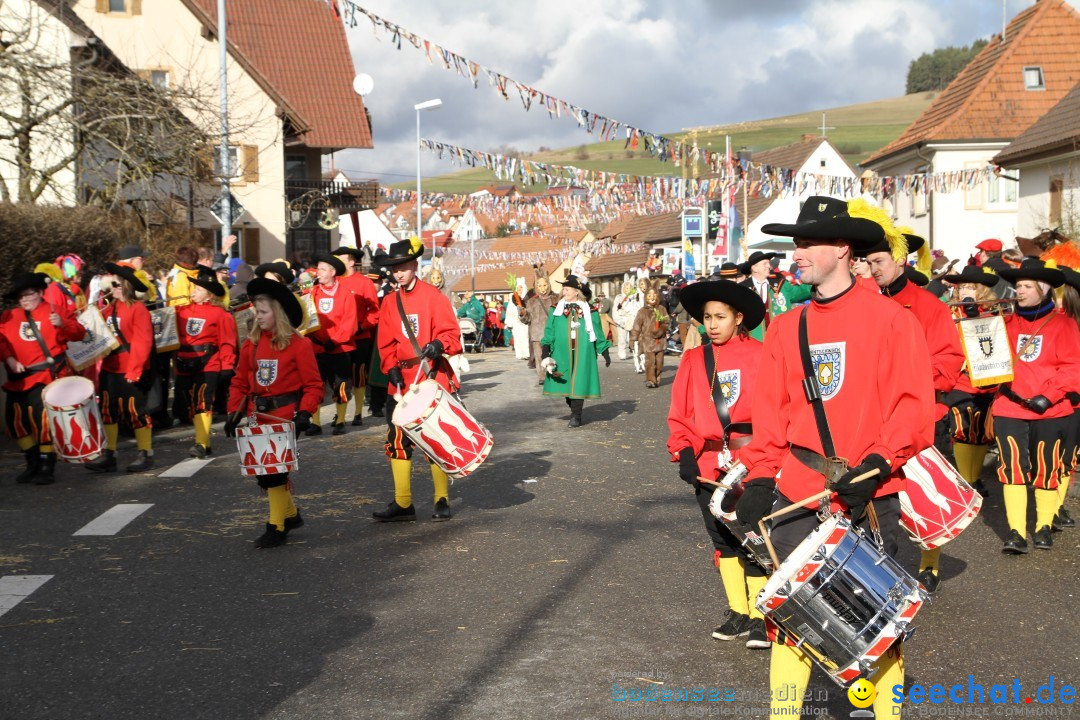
[1060,266,1080,293]
[373,237,425,267]
[999,258,1065,287]
[679,279,766,330]
[943,265,999,287]
[190,270,225,297]
[561,274,592,302]
[903,265,929,287]
[246,278,304,328]
[761,195,887,249]
[254,262,294,284]
[737,251,779,276]
[312,253,346,276]
[711,262,740,279]
[903,233,926,253]
[866,230,925,257]
[104,262,148,293]
[117,244,146,261]
[4,271,49,300]
[332,245,363,260]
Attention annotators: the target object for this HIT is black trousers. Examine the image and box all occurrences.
[5,384,48,444]
[316,352,352,404]
[174,371,220,417]
[99,370,151,429]
[694,486,766,577]
[994,414,1071,490]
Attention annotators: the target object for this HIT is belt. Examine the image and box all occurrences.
[179,344,216,353]
[399,356,422,368]
[703,434,752,453]
[9,353,65,379]
[790,444,851,486]
[254,392,300,413]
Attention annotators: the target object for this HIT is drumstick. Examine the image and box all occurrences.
[697,477,720,490]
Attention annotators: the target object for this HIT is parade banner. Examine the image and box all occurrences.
[958,315,1013,387]
[298,293,321,336]
[65,306,119,371]
[233,305,256,343]
[661,247,681,275]
[152,306,180,352]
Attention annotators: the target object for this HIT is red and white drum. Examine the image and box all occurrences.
[43,376,105,462]
[899,446,983,550]
[392,379,493,479]
[237,422,297,476]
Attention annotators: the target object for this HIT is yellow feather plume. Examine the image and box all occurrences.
[134,269,159,301]
[408,235,423,255]
[897,225,932,281]
[847,198,907,263]
[34,263,63,282]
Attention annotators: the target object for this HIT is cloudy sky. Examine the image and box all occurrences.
[335,0,1076,182]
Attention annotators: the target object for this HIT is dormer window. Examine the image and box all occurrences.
[1024,66,1045,90]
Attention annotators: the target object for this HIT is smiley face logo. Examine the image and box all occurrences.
[847,678,876,709]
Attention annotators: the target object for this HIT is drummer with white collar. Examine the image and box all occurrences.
[734,197,935,718]
[371,238,462,523]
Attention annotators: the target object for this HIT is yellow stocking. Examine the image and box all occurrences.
[954,442,987,487]
[1002,484,1028,535]
[285,490,298,519]
[134,427,152,453]
[770,644,812,716]
[266,485,290,531]
[1058,474,1071,508]
[431,463,450,502]
[919,547,941,576]
[390,458,412,507]
[104,424,119,451]
[334,402,347,425]
[745,574,767,621]
[16,435,36,451]
[309,407,321,427]
[353,387,366,415]
[716,557,749,616]
[1034,488,1057,531]
[194,412,212,446]
[40,444,53,453]
[873,644,905,718]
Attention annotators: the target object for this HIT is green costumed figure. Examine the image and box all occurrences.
[540,274,612,427]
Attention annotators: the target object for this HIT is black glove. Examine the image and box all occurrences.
[678,447,701,488]
[387,366,405,393]
[293,410,312,433]
[224,410,245,438]
[602,349,611,367]
[1026,395,1052,414]
[735,478,776,527]
[541,344,552,360]
[421,339,444,361]
[832,453,890,522]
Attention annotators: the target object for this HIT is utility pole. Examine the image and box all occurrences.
[217,0,231,254]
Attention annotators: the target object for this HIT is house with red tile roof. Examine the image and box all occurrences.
[70,0,375,264]
[863,0,1080,261]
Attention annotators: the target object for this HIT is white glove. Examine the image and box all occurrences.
[540,357,557,375]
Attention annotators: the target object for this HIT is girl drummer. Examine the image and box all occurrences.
[994,259,1080,553]
[941,265,1004,497]
[175,270,237,458]
[85,263,155,473]
[226,278,322,548]
[540,274,611,427]
[666,279,769,650]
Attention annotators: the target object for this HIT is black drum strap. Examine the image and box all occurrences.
[798,306,836,458]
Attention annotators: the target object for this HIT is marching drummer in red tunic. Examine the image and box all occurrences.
[226,278,323,548]
[306,253,358,436]
[332,246,380,427]
[1,271,86,484]
[666,279,769,649]
[175,270,237,458]
[735,197,935,718]
[371,237,462,522]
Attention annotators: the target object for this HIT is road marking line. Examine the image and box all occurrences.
[158,458,215,478]
[0,575,53,618]
[73,504,154,536]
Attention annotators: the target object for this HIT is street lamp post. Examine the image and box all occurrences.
[414,98,442,262]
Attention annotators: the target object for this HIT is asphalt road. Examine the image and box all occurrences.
[1,348,1077,720]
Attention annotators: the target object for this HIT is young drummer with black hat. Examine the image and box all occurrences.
[667,278,769,649]
[225,278,323,548]
[305,252,358,436]
[733,196,935,718]
[865,226,965,592]
[1,272,87,483]
[371,237,462,522]
[332,246,380,427]
[993,259,1080,553]
[85,263,155,473]
[174,270,237,458]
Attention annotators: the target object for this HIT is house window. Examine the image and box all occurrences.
[1050,176,1064,227]
[109,0,126,10]
[98,0,141,13]
[285,155,307,181]
[819,159,826,168]
[150,70,169,90]
[214,147,239,179]
[987,169,1018,207]
[1023,66,1045,90]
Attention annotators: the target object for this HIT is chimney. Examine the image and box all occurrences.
[801,133,817,143]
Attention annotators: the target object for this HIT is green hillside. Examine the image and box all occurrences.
[402,91,937,195]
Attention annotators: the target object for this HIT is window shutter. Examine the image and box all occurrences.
[136,69,151,82]
[96,0,109,12]
[195,145,214,180]
[243,228,261,265]
[242,145,259,183]
[130,0,142,14]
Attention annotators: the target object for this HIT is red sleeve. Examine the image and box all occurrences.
[1041,320,1080,404]
[218,307,238,371]
[228,341,253,413]
[59,309,87,343]
[0,315,13,361]
[666,349,703,459]
[377,297,402,375]
[295,337,324,414]
[431,285,462,355]
[740,321,788,483]
[355,276,380,331]
[868,311,935,469]
[125,303,153,380]
[923,298,964,393]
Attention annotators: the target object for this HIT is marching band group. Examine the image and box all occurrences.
[2,195,1078,713]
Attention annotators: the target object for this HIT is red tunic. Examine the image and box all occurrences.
[667,336,762,480]
[339,272,380,340]
[377,280,462,392]
[228,331,323,421]
[0,302,86,391]
[308,281,357,354]
[100,301,153,382]
[44,282,81,323]
[883,277,964,420]
[741,281,935,509]
[992,310,1080,421]
[175,303,237,374]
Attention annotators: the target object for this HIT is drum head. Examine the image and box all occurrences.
[43,376,95,407]
[392,379,441,425]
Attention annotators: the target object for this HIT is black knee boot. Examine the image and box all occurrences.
[568,399,584,428]
[35,453,56,485]
[15,447,41,483]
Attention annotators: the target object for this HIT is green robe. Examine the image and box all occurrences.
[748,281,812,341]
[541,305,611,399]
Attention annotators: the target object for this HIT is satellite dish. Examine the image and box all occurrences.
[353,73,374,97]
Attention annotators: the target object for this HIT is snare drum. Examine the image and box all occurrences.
[392,379,492,479]
[707,463,774,570]
[899,446,982,550]
[43,376,105,462]
[236,422,297,476]
[757,514,928,686]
